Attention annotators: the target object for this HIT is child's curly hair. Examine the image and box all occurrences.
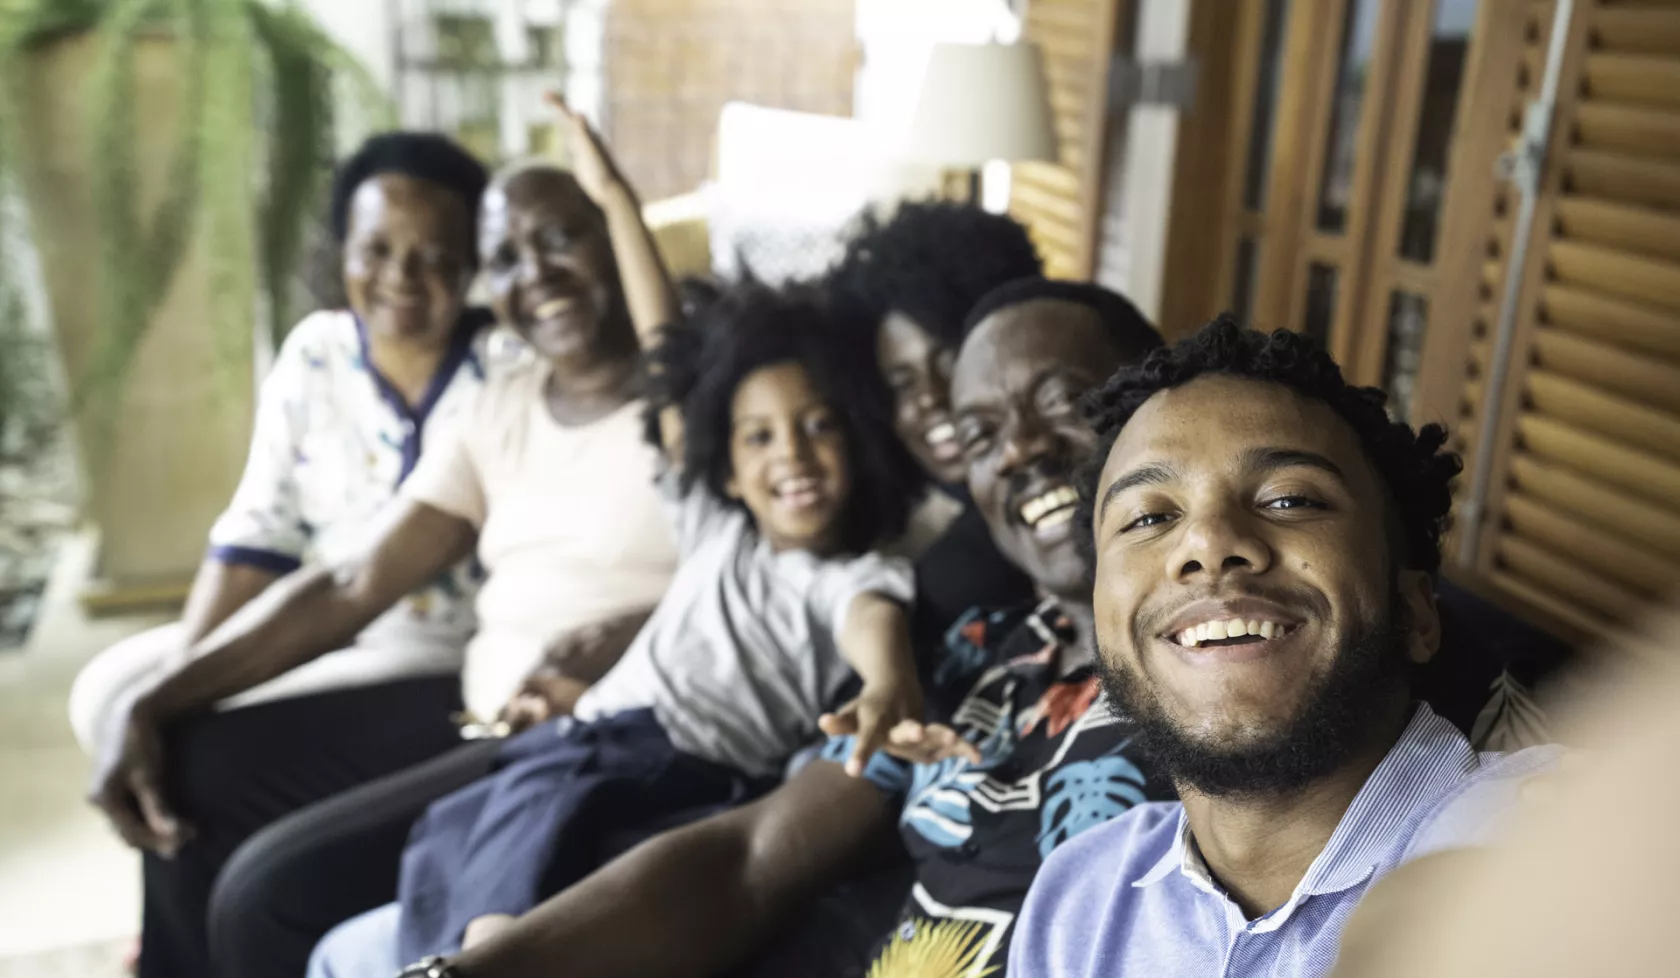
[1076,315,1463,573]
[663,281,927,553]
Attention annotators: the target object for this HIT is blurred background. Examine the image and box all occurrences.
[1,0,1676,973]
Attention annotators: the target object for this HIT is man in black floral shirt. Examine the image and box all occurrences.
[363,280,1165,978]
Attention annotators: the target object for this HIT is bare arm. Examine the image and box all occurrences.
[452,760,896,978]
[546,91,685,461]
[137,499,476,721]
[176,559,280,648]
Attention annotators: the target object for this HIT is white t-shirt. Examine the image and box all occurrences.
[402,359,679,719]
[208,309,487,707]
[574,473,915,777]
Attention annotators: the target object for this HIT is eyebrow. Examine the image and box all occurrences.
[1243,447,1346,481]
[1098,464,1177,523]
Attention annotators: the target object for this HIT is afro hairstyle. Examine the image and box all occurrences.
[1076,315,1463,574]
[668,280,928,553]
[830,199,1042,349]
[328,131,489,259]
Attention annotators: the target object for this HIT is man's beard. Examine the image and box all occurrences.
[1098,589,1412,798]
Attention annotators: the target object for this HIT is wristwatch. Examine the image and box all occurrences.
[396,957,461,978]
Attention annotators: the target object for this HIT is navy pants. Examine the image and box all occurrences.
[396,709,772,961]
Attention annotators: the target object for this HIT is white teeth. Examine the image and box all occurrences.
[1020,485,1079,525]
[926,422,956,445]
[1034,507,1075,532]
[533,297,576,320]
[1171,618,1291,647]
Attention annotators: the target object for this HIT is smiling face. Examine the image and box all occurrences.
[726,362,853,554]
[342,174,474,344]
[951,300,1132,599]
[1089,375,1439,795]
[479,168,630,364]
[877,311,964,484]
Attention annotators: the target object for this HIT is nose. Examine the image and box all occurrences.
[385,246,424,286]
[778,426,817,467]
[1167,501,1273,583]
[997,412,1057,482]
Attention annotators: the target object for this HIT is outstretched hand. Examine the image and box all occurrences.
[543,90,623,205]
[820,680,967,777]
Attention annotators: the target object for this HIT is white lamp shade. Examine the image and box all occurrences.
[904,42,1058,167]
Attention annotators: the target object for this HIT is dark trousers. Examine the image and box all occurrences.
[138,676,464,978]
[208,738,500,978]
[398,710,773,961]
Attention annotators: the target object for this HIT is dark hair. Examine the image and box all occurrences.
[328,132,489,256]
[1077,315,1463,573]
[673,281,927,552]
[830,200,1042,349]
[963,277,1164,357]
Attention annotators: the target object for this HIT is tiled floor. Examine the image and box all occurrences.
[0,531,166,974]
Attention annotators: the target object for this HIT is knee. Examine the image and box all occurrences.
[307,904,404,978]
[68,622,183,753]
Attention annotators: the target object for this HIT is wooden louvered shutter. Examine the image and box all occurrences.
[1010,0,1125,280]
[1430,0,1680,644]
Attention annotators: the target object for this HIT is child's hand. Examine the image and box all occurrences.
[543,90,624,206]
[499,671,589,734]
[876,720,984,767]
[819,681,926,777]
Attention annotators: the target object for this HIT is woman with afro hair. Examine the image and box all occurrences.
[828,200,1042,675]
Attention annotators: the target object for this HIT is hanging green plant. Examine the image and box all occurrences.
[0,0,390,452]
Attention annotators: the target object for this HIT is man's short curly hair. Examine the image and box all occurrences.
[328,132,488,259]
[830,200,1042,348]
[673,282,927,553]
[1076,315,1463,573]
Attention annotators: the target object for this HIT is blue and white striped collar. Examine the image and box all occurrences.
[1132,704,1478,925]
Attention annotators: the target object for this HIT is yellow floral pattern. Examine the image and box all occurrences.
[867,918,1000,978]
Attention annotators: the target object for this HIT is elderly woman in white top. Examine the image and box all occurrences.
[73,132,500,978]
[87,120,684,978]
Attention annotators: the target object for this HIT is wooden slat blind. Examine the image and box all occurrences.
[1009,0,1122,280]
[1448,0,1680,645]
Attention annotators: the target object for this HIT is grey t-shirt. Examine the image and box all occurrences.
[573,473,915,777]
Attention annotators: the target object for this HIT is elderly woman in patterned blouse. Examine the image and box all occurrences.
[68,131,497,978]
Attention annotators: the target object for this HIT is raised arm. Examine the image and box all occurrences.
[546,92,686,460]
[89,499,477,854]
[450,760,897,978]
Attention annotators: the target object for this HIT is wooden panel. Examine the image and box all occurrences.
[1592,8,1680,56]
[1486,570,1610,642]
[1582,53,1680,108]
[1503,494,1680,595]
[1548,239,1680,312]
[1530,328,1680,414]
[1517,414,1680,507]
[1008,0,1121,281]
[1540,284,1680,359]
[1525,370,1680,458]
[1509,455,1680,554]
[1566,150,1680,209]
[1554,196,1680,263]
[1573,103,1680,159]
[1494,535,1645,622]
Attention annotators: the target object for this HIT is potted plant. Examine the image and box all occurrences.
[0,0,389,604]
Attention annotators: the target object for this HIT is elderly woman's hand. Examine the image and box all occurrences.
[88,694,191,856]
[544,91,627,207]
